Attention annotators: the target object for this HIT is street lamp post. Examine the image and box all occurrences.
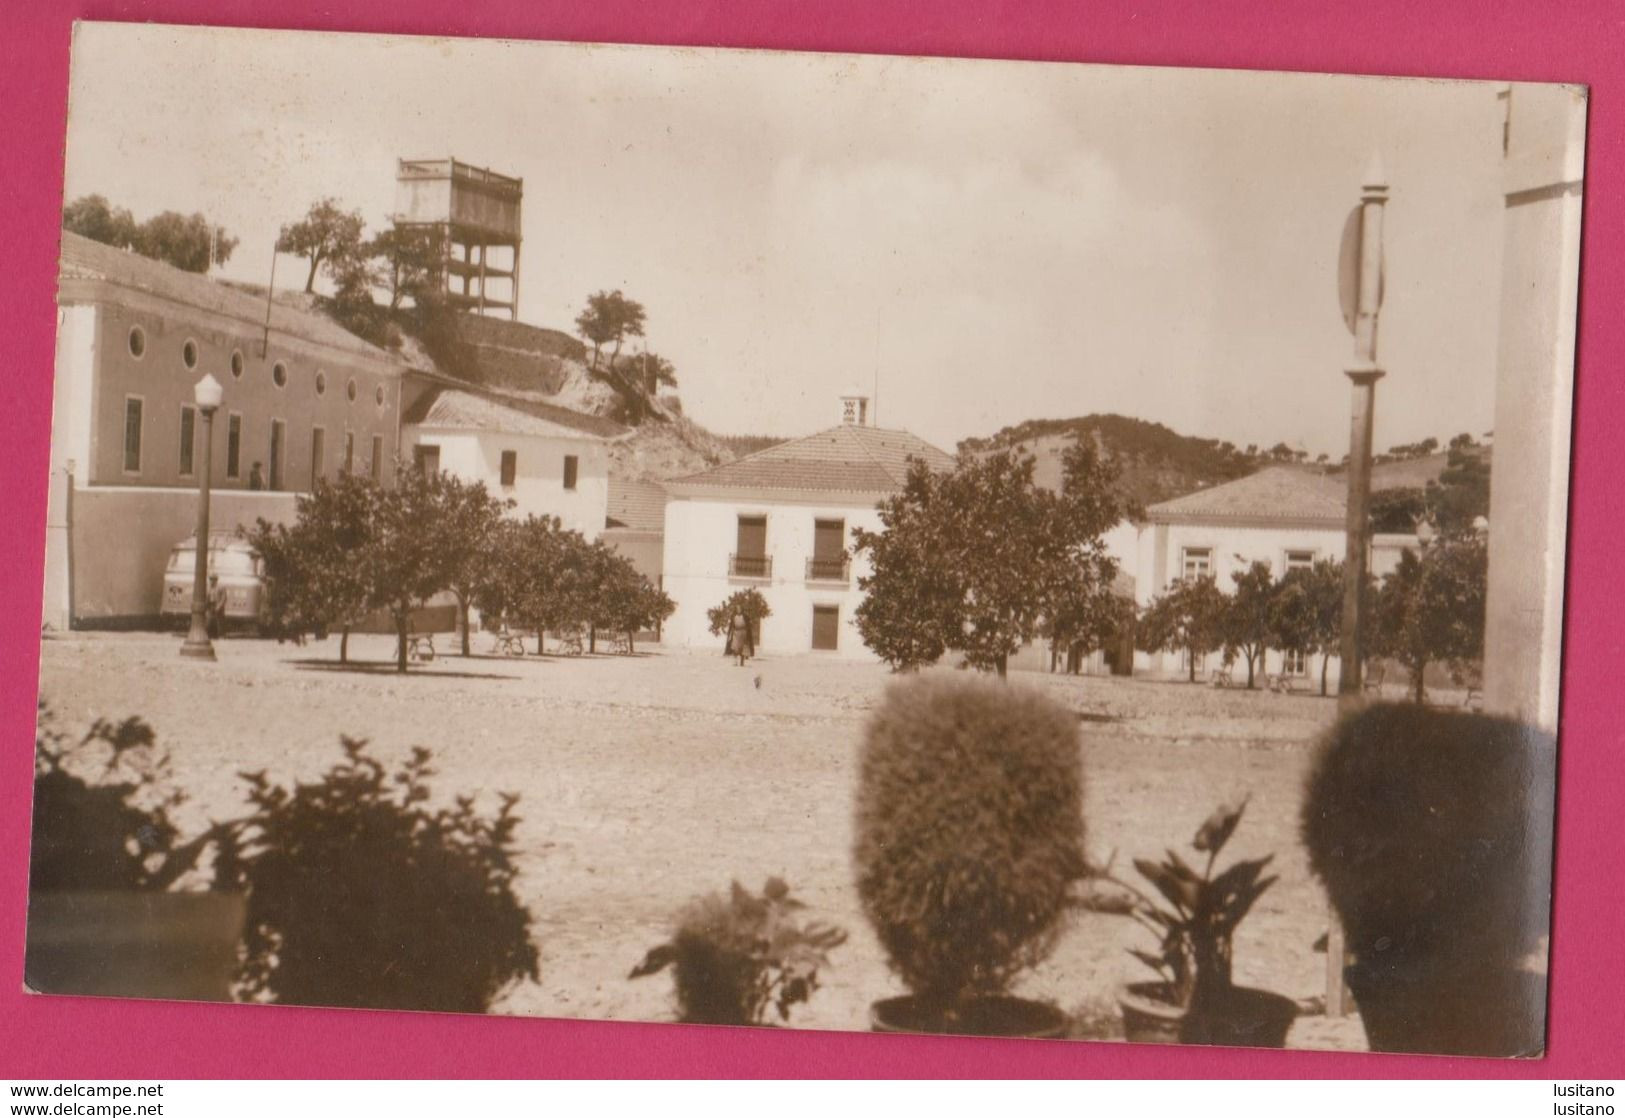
[1325,154,1388,1020]
[1336,154,1388,703]
[180,373,224,661]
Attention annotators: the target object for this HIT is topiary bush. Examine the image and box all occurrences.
[1302,703,1554,963]
[630,877,847,1026]
[216,738,540,1013]
[855,673,1085,1010]
[1301,703,1555,1054]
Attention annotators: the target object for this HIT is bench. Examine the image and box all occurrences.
[491,630,527,657]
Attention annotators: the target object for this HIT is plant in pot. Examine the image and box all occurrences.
[855,673,1085,1037]
[630,877,848,1026]
[1107,797,1298,1047]
[214,737,540,1013]
[1301,703,1554,1056]
[26,703,244,1002]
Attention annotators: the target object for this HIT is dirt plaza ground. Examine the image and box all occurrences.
[35,631,1373,1050]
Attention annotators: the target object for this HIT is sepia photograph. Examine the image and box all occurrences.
[26,22,1582,1057]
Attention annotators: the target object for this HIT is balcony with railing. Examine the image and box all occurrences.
[729,553,772,580]
[805,556,851,585]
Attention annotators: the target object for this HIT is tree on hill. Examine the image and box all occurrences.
[64,195,139,248]
[627,350,678,396]
[1137,575,1228,682]
[1221,560,1277,689]
[278,198,367,294]
[370,225,449,311]
[247,475,377,662]
[1369,535,1488,703]
[64,195,237,273]
[1268,559,1344,695]
[574,290,646,373]
[137,211,239,273]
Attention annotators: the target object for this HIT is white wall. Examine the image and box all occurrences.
[1483,84,1585,734]
[1134,519,1349,682]
[662,493,884,658]
[404,426,609,540]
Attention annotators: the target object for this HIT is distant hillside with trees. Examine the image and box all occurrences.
[960,414,1276,508]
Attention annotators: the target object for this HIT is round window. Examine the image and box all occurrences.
[230,350,244,379]
[272,362,288,388]
[315,370,327,396]
[346,378,358,403]
[128,326,146,358]
[375,384,387,408]
[182,339,198,369]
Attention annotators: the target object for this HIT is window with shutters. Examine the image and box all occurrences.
[178,405,196,477]
[731,515,770,578]
[226,413,242,480]
[269,420,286,491]
[501,450,517,487]
[123,397,143,474]
[807,518,849,581]
[811,605,840,651]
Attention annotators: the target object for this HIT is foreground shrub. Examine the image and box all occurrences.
[1301,703,1554,963]
[30,704,202,892]
[1301,703,1554,1054]
[216,738,539,1013]
[630,878,847,1026]
[855,673,1085,1008]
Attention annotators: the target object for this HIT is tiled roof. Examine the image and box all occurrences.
[57,231,393,362]
[666,424,955,495]
[1144,466,1347,524]
[606,478,668,532]
[402,385,627,441]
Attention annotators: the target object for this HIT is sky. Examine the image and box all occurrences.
[63,23,1518,455]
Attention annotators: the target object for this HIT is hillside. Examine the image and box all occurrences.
[961,414,1272,509]
[323,301,752,483]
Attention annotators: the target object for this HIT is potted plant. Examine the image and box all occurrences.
[1301,703,1554,1056]
[26,704,244,1002]
[855,673,1084,1037]
[214,737,540,1013]
[1107,797,1298,1047]
[630,877,847,1026]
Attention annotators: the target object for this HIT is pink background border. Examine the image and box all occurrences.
[1,1,1619,1080]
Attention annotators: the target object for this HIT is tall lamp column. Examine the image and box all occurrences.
[180,373,224,660]
[1337,154,1388,702]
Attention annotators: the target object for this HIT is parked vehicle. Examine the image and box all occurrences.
[160,533,264,630]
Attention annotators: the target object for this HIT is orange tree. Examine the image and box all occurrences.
[248,473,378,662]
[1221,560,1277,689]
[854,442,1129,677]
[1369,534,1488,702]
[1138,575,1228,682]
[1268,558,1344,695]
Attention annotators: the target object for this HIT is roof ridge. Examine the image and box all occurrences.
[844,424,900,481]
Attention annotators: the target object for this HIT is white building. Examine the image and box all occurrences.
[400,381,625,540]
[660,396,954,657]
[1134,465,1416,684]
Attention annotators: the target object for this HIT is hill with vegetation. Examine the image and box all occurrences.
[960,414,1275,509]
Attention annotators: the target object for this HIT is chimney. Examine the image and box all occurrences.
[839,393,871,427]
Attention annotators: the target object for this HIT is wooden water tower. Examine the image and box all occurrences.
[393,157,523,319]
